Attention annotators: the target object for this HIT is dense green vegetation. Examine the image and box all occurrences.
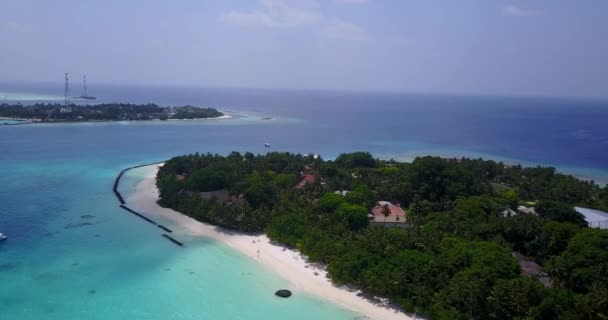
[168,105,223,119]
[157,152,608,319]
[0,103,222,121]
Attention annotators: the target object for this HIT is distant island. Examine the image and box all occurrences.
[0,103,224,122]
[155,152,608,320]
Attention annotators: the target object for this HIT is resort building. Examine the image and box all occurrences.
[368,201,409,227]
[199,189,231,202]
[198,189,243,206]
[295,173,316,190]
[517,205,536,215]
[501,208,518,217]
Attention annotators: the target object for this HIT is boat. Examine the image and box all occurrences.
[0,233,6,241]
[264,143,271,147]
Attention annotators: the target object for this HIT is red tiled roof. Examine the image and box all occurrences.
[369,201,406,223]
[295,174,316,189]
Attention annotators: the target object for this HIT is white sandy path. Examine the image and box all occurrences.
[126,164,414,320]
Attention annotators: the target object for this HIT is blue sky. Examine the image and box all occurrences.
[1,0,607,97]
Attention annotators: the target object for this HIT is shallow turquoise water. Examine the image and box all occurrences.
[0,119,362,320]
[0,119,28,125]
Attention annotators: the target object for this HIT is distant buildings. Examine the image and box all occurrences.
[517,205,536,215]
[368,201,409,227]
[501,205,536,217]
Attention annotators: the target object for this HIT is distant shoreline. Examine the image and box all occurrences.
[0,113,232,125]
[0,103,226,124]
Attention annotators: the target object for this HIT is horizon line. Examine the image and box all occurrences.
[1,79,607,101]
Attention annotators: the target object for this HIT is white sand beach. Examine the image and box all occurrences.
[127,164,413,320]
[166,114,233,120]
[575,207,608,229]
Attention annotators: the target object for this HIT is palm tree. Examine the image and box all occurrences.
[382,204,390,218]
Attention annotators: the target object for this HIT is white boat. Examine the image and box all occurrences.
[0,233,6,241]
[264,143,271,147]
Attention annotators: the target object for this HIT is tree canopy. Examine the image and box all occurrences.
[0,103,222,121]
[156,152,608,319]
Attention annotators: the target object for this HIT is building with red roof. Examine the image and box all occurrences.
[369,201,408,227]
[295,173,316,190]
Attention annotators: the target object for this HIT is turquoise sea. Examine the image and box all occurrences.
[0,119,29,125]
[1,84,608,319]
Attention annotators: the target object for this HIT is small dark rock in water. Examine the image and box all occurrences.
[275,289,292,298]
[80,214,96,219]
[64,222,94,229]
[89,289,96,295]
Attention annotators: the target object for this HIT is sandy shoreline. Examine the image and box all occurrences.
[166,114,232,120]
[126,164,413,320]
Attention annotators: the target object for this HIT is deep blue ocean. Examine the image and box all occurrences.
[1,82,607,319]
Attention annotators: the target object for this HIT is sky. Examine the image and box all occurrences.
[0,0,607,97]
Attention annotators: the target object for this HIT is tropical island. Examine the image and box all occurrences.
[154,152,608,320]
[0,103,224,122]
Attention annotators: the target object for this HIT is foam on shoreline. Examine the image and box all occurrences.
[126,164,413,320]
[165,114,232,120]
